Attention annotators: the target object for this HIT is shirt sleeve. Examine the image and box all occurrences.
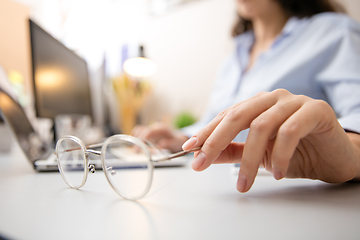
[317,18,360,133]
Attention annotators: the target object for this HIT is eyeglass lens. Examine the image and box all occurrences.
[102,137,153,200]
[57,138,87,189]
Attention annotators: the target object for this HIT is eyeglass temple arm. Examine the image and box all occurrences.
[54,142,104,154]
[152,147,201,162]
[55,141,201,160]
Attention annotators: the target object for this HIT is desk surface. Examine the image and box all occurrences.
[1,142,360,240]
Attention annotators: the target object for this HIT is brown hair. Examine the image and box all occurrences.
[232,0,346,36]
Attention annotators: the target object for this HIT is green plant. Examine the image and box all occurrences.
[174,112,197,129]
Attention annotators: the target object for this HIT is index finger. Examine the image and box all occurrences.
[190,90,288,172]
[182,92,267,151]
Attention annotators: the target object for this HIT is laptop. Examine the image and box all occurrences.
[0,89,189,172]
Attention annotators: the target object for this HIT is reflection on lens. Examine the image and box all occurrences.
[56,137,87,189]
[102,135,153,200]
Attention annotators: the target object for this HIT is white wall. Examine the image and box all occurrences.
[13,0,236,127]
[140,0,236,123]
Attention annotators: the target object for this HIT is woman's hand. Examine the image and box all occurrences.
[132,122,189,153]
[182,89,360,192]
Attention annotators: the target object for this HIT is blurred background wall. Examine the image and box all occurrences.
[0,0,31,103]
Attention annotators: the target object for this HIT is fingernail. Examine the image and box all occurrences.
[182,137,198,150]
[191,151,206,170]
[273,168,283,180]
[237,172,247,192]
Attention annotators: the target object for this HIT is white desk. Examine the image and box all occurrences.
[1,142,360,240]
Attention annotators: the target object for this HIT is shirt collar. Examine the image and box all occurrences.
[281,16,304,37]
[234,16,304,51]
[234,16,306,73]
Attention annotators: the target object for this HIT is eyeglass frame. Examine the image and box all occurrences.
[55,134,201,200]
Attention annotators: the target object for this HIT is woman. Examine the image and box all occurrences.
[135,0,360,191]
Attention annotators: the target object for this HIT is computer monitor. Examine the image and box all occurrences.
[0,89,47,163]
[29,20,92,120]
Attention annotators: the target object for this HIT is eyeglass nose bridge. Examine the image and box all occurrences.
[84,150,101,174]
[86,149,101,155]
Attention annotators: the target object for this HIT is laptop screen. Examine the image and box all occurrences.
[0,89,48,164]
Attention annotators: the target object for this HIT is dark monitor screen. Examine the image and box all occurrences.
[0,89,47,163]
[29,20,92,120]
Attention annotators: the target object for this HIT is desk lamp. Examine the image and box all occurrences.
[123,46,157,78]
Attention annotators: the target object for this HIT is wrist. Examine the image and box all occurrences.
[347,132,360,180]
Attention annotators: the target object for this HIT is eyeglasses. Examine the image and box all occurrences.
[55,134,200,200]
